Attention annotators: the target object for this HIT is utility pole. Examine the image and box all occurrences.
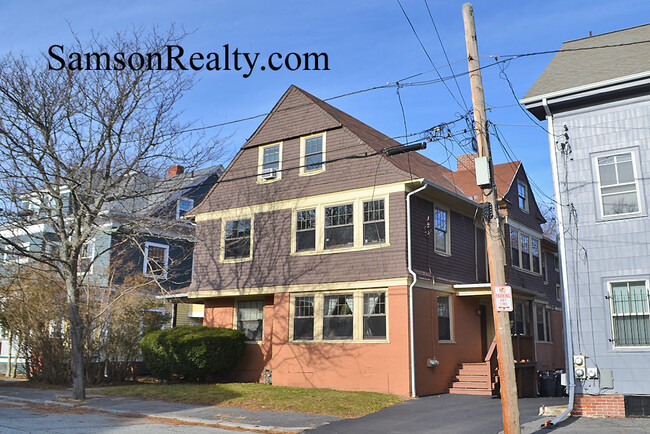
[462,4,521,433]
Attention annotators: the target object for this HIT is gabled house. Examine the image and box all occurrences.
[0,164,223,373]
[523,24,650,417]
[185,85,563,397]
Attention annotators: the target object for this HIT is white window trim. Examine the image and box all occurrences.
[78,239,95,275]
[234,299,265,343]
[517,181,529,213]
[556,284,562,302]
[176,197,195,220]
[608,279,650,349]
[437,293,454,343]
[535,303,552,343]
[433,204,451,256]
[220,216,254,263]
[290,196,390,256]
[289,289,389,343]
[3,241,30,264]
[592,148,644,220]
[509,223,543,276]
[257,142,283,183]
[542,252,549,285]
[143,241,170,279]
[299,132,326,176]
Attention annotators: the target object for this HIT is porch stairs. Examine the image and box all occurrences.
[448,338,498,396]
[448,361,495,396]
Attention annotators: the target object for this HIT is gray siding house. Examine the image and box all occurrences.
[523,24,650,417]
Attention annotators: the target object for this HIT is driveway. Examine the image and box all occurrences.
[312,394,568,434]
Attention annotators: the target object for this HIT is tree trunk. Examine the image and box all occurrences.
[67,278,86,400]
[6,331,12,376]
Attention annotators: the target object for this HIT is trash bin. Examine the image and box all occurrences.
[552,370,565,397]
[538,370,554,397]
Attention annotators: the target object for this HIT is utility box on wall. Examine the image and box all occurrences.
[474,156,491,187]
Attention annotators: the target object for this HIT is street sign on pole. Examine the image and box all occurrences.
[494,286,513,311]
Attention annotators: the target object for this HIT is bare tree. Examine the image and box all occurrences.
[0,28,219,399]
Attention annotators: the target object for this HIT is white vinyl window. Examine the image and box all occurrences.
[176,197,194,219]
[510,228,542,274]
[293,296,315,340]
[518,181,529,212]
[511,301,531,336]
[224,218,252,260]
[363,200,385,245]
[597,152,640,217]
[258,143,282,181]
[143,242,169,278]
[433,206,450,254]
[237,300,264,341]
[363,292,386,339]
[438,294,453,341]
[79,240,95,275]
[300,133,326,175]
[324,204,354,249]
[609,281,650,347]
[296,209,316,252]
[536,304,552,343]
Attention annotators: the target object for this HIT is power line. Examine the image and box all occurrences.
[396,0,467,111]
[492,38,650,59]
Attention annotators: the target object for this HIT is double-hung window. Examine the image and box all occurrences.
[144,242,169,278]
[536,304,551,342]
[176,198,194,219]
[510,228,541,274]
[609,281,650,347]
[293,296,314,340]
[518,181,529,212]
[259,143,282,181]
[79,240,95,274]
[323,294,354,339]
[302,134,325,173]
[237,300,264,341]
[597,152,640,217]
[438,294,452,341]
[434,206,449,254]
[363,200,385,245]
[511,301,531,336]
[363,292,386,339]
[324,204,354,249]
[224,218,252,259]
[296,210,316,251]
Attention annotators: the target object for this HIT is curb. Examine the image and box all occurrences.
[0,394,309,433]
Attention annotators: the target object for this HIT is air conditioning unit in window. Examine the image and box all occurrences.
[260,168,278,180]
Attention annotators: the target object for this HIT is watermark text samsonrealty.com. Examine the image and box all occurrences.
[47,44,330,78]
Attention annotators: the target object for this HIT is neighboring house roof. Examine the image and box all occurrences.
[452,161,521,201]
[107,165,223,218]
[523,23,650,101]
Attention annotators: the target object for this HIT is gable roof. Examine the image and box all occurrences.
[524,23,650,101]
[451,161,521,201]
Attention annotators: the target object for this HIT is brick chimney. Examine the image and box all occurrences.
[167,165,185,177]
[457,153,478,172]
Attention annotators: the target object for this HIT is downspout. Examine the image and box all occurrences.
[543,98,576,425]
[407,183,428,398]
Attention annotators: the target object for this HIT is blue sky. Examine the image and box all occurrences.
[2,0,650,210]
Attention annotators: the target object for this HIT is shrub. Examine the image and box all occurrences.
[140,326,246,381]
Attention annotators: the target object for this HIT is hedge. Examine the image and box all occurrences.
[140,326,246,381]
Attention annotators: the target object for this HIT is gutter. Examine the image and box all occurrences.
[406,182,428,398]
[543,98,576,425]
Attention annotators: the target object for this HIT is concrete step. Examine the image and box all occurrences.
[448,388,493,396]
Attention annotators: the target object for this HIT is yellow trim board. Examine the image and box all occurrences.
[189,277,412,298]
[194,180,421,222]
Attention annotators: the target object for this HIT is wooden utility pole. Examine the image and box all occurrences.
[462,4,521,433]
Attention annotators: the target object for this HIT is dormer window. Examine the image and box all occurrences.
[176,197,194,219]
[258,143,282,182]
[517,181,529,212]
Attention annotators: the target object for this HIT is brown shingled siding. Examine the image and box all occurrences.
[503,166,545,233]
[409,196,479,285]
[192,191,408,292]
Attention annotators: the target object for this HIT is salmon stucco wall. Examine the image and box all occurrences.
[203,286,412,396]
[412,288,483,396]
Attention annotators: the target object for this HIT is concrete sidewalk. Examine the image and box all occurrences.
[0,384,339,432]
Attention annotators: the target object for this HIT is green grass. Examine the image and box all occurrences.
[92,383,404,417]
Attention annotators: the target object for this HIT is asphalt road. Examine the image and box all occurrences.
[0,398,255,434]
